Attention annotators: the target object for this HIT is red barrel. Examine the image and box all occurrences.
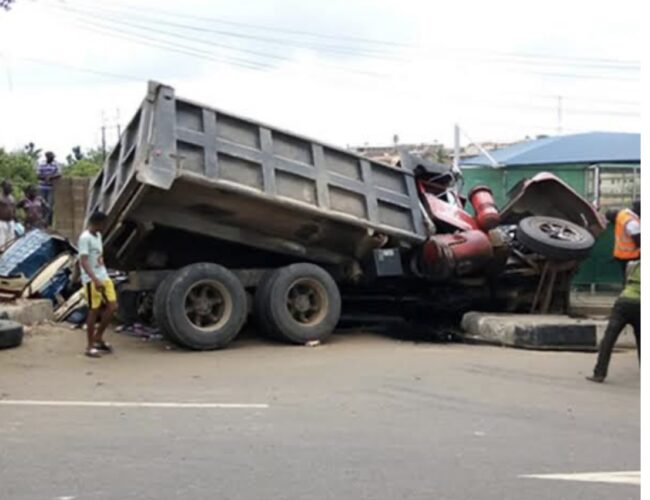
[421,229,494,279]
[468,186,500,231]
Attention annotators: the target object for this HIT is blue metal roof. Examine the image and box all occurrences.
[461,132,640,167]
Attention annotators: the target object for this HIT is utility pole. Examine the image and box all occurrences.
[99,109,123,159]
[115,108,122,138]
[0,51,13,91]
[557,95,563,134]
[100,111,107,160]
[453,124,460,174]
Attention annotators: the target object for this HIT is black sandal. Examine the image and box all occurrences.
[94,341,113,354]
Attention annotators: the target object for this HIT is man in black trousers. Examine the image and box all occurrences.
[587,258,640,383]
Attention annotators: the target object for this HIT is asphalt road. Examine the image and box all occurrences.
[0,324,640,500]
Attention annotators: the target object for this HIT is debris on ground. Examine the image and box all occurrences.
[0,229,88,325]
[115,323,163,341]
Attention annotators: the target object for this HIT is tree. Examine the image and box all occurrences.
[63,145,103,177]
[65,146,84,166]
[0,147,37,198]
[23,142,42,161]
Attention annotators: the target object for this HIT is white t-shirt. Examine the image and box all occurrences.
[78,230,109,284]
[625,218,640,238]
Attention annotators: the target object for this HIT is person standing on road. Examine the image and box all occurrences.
[0,179,16,248]
[606,200,640,284]
[79,211,117,358]
[37,151,61,206]
[16,185,50,230]
[587,258,640,383]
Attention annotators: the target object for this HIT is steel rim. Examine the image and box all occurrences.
[537,220,584,243]
[285,278,328,326]
[183,280,232,331]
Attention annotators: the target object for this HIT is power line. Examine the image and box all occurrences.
[10,2,639,123]
[56,0,640,69]
[19,56,142,81]
[56,2,398,61]
[15,52,640,122]
[73,20,277,72]
[48,3,388,78]
[49,0,640,77]
[52,3,639,84]
[45,0,640,75]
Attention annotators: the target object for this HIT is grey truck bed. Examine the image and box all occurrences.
[88,82,426,269]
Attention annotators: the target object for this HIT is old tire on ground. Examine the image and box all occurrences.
[517,216,595,260]
[0,320,24,349]
[257,263,341,345]
[164,263,247,350]
[153,271,180,343]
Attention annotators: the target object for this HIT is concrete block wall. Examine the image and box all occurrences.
[53,177,91,243]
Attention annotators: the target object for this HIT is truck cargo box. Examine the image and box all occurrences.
[88,82,426,269]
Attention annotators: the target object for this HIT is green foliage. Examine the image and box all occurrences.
[23,142,42,161]
[64,159,102,178]
[0,143,103,204]
[63,145,104,178]
[0,147,37,198]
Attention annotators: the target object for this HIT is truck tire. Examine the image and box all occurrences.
[256,263,341,345]
[153,271,180,343]
[164,263,247,350]
[517,216,595,260]
[0,320,24,349]
[117,288,154,325]
[253,270,282,340]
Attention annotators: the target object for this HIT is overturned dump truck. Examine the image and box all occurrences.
[89,82,606,350]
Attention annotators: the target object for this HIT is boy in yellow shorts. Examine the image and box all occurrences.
[79,211,117,357]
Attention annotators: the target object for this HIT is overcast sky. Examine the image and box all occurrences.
[0,0,641,159]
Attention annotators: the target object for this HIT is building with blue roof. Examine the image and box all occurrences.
[461,132,639,168]
[461,132,640,287]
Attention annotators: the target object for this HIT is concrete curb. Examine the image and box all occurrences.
[460,312,636,351]
[0,299,54,325]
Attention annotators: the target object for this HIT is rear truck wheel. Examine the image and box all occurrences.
[164,263,247,350]
[516,216,595,260]
[0,320,24,349]
[117,287,154,325]
[253,270,283,340]
[153,271,180,343]
[256,263,341,345]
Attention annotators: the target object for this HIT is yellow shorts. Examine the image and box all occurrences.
[83,279,117,310]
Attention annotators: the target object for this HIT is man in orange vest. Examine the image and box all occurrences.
[606,200,640,284]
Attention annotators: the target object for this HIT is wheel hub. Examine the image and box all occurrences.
[286,279,328,326]
[185,282,228,329]
[540,221,581,242]
[195,298,211,315]
[293,294,311,313]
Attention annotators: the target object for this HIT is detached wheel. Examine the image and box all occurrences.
[0,320,24,349]
[517,216,595,260]
[255,263,341,344]
[164,263,247,350]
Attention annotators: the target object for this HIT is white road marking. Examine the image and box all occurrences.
[520,471,640,486]
[0,400,269,409]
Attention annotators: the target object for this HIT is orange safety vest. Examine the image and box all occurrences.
[614,209,640,260]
